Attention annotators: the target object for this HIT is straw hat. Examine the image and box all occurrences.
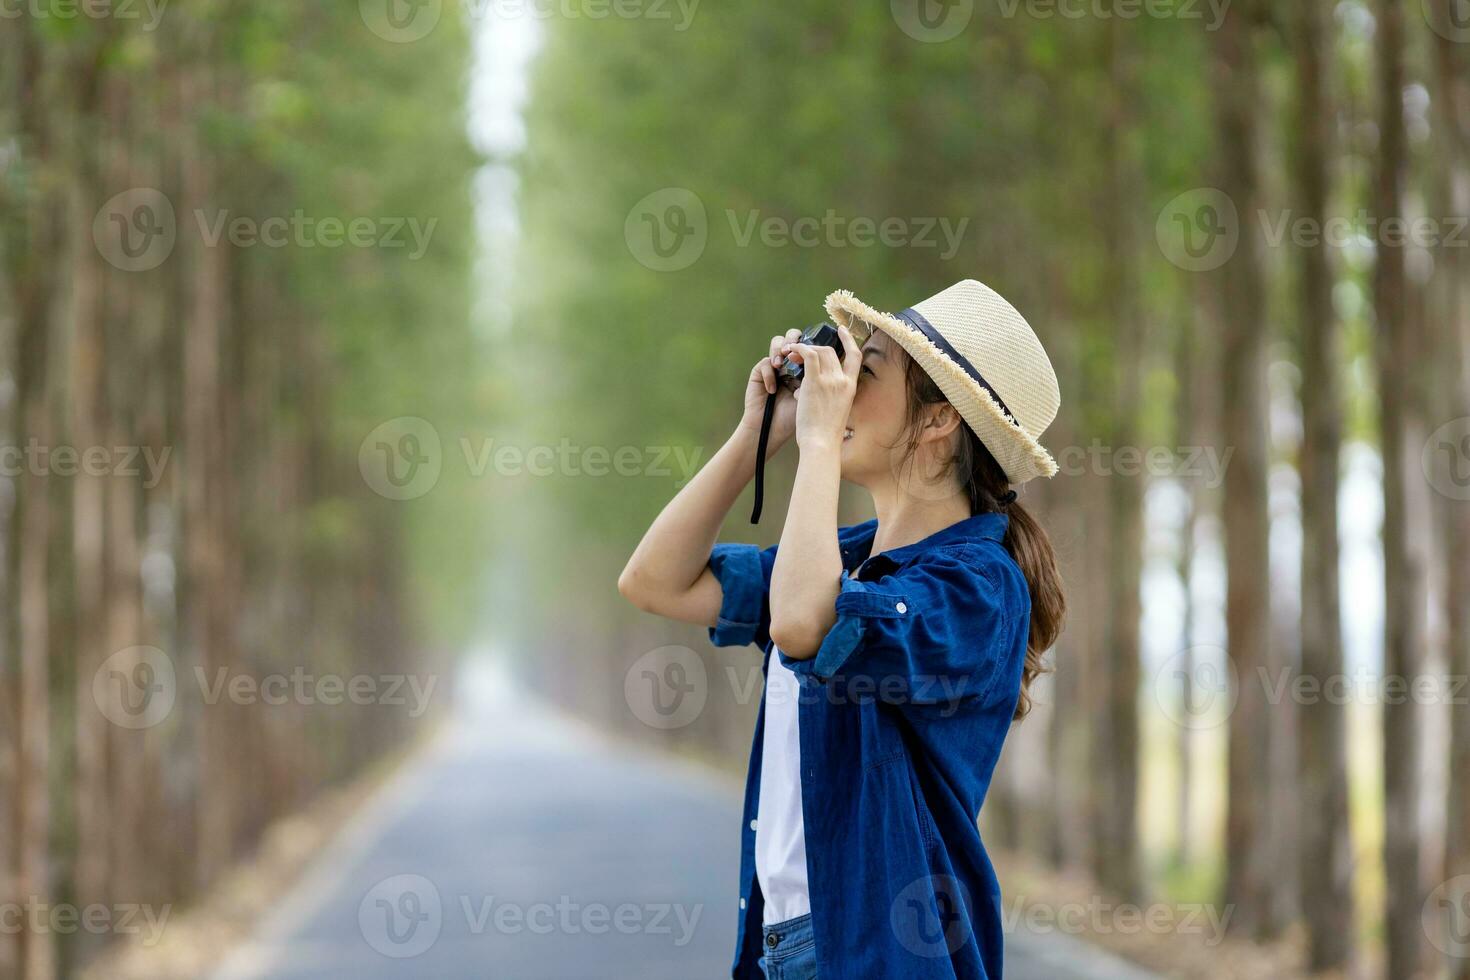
[824,279,1061,485]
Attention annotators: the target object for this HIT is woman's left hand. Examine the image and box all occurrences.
[784,323,862,451]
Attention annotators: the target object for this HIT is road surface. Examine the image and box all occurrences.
[212,658,1160,980]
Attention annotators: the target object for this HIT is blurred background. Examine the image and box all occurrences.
[2,0,1469,978]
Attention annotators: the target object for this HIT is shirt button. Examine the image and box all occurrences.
[895,601,908,614]
[750,819,758,831]
[740,898,747,910]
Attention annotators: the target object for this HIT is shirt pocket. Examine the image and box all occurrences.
[905,759,940,854]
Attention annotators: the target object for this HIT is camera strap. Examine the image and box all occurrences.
[750,389,777,523]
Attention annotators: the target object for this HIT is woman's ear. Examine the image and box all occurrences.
[919,402,963,443]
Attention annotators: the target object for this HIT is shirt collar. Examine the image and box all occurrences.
[838,511,1008,571]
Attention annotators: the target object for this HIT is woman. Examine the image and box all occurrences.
[618,279,1066,979]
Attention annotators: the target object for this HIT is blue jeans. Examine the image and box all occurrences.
[758,912,818,980]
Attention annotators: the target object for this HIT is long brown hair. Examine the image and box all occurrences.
[896,350,1066,721]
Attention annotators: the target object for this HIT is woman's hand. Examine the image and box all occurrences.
[738,328,803,455]
[786,323,862,451]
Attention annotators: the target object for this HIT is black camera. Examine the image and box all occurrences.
[751,320,848,524]
[779,322,845,384]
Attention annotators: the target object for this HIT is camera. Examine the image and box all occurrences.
[779,322,845,384]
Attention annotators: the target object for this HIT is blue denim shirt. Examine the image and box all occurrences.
[707,511,1029,980]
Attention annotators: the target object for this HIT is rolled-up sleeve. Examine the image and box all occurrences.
[706,542,779,648]
[778,550,1019,706]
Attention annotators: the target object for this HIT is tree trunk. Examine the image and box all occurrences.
[1292,0,1357,970]
[1211,0,1277,939]
[1375,1,1432,975]
[1430,6,1470,976]
[1099,12,1142,903]
[180,58,234,890]
[13,23,58,980]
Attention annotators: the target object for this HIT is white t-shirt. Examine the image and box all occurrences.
[756,646,812,925]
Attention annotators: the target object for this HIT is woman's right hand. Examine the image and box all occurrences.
[738,328,802,455]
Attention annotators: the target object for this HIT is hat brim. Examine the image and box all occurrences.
[825,288,1059,486]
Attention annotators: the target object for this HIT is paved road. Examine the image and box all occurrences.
[213,658,1158,980]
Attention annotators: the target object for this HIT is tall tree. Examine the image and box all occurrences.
[1374,0,1431,975]
[1290,0,1357,971]
[1211,0,1277,939]
[1098,9,1143,903]
[1430,3,1470,976]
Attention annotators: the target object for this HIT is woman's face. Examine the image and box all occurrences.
[839,322,965,496]
[839,326,917,484]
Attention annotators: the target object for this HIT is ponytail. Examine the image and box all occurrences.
[997,498,1065,720]
[899,350,1067,721]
